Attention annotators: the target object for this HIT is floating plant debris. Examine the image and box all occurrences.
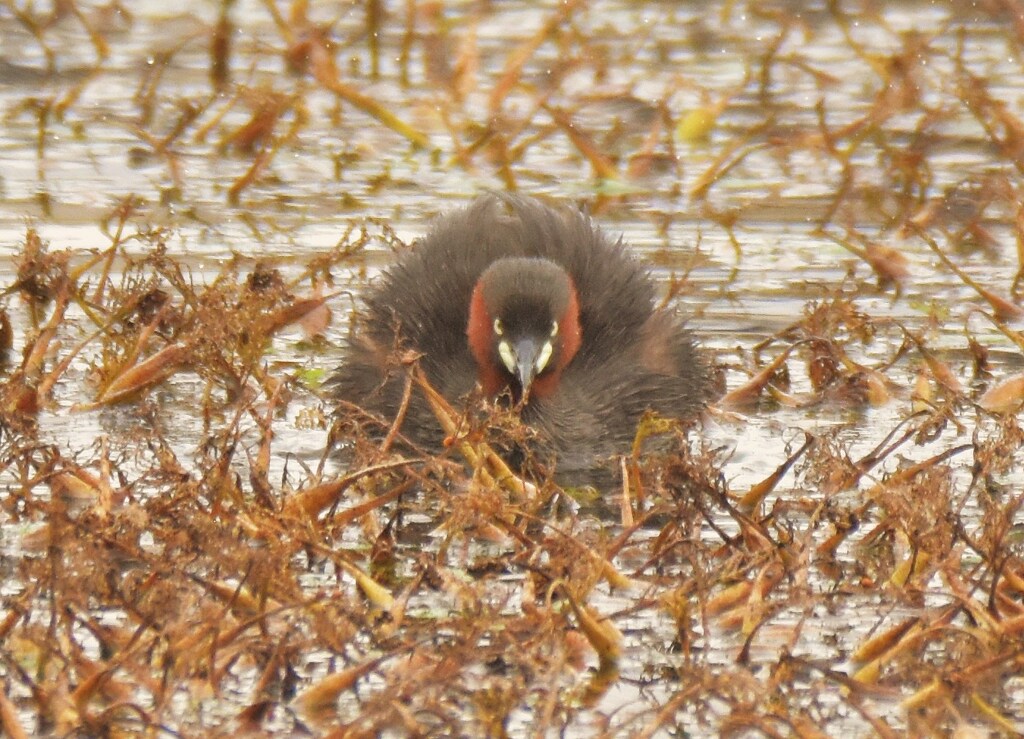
[2,1,1024,736]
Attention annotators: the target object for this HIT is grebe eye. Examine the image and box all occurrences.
[550,321,559,338]
[493,319,504,336]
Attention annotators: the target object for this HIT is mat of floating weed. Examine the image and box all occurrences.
[2,1,1024,736]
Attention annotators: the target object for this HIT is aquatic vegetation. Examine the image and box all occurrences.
[2,1,1024,736]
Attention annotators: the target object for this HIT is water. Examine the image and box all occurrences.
[2,0,1023,735]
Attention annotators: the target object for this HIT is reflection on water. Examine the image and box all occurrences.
[2,0,1024,735]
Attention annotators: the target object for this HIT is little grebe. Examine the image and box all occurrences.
[333,194,712,477]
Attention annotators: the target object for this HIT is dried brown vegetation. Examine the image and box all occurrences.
[2,0,1024,736]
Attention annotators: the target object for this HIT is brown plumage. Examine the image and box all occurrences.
[333,194,712,479]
